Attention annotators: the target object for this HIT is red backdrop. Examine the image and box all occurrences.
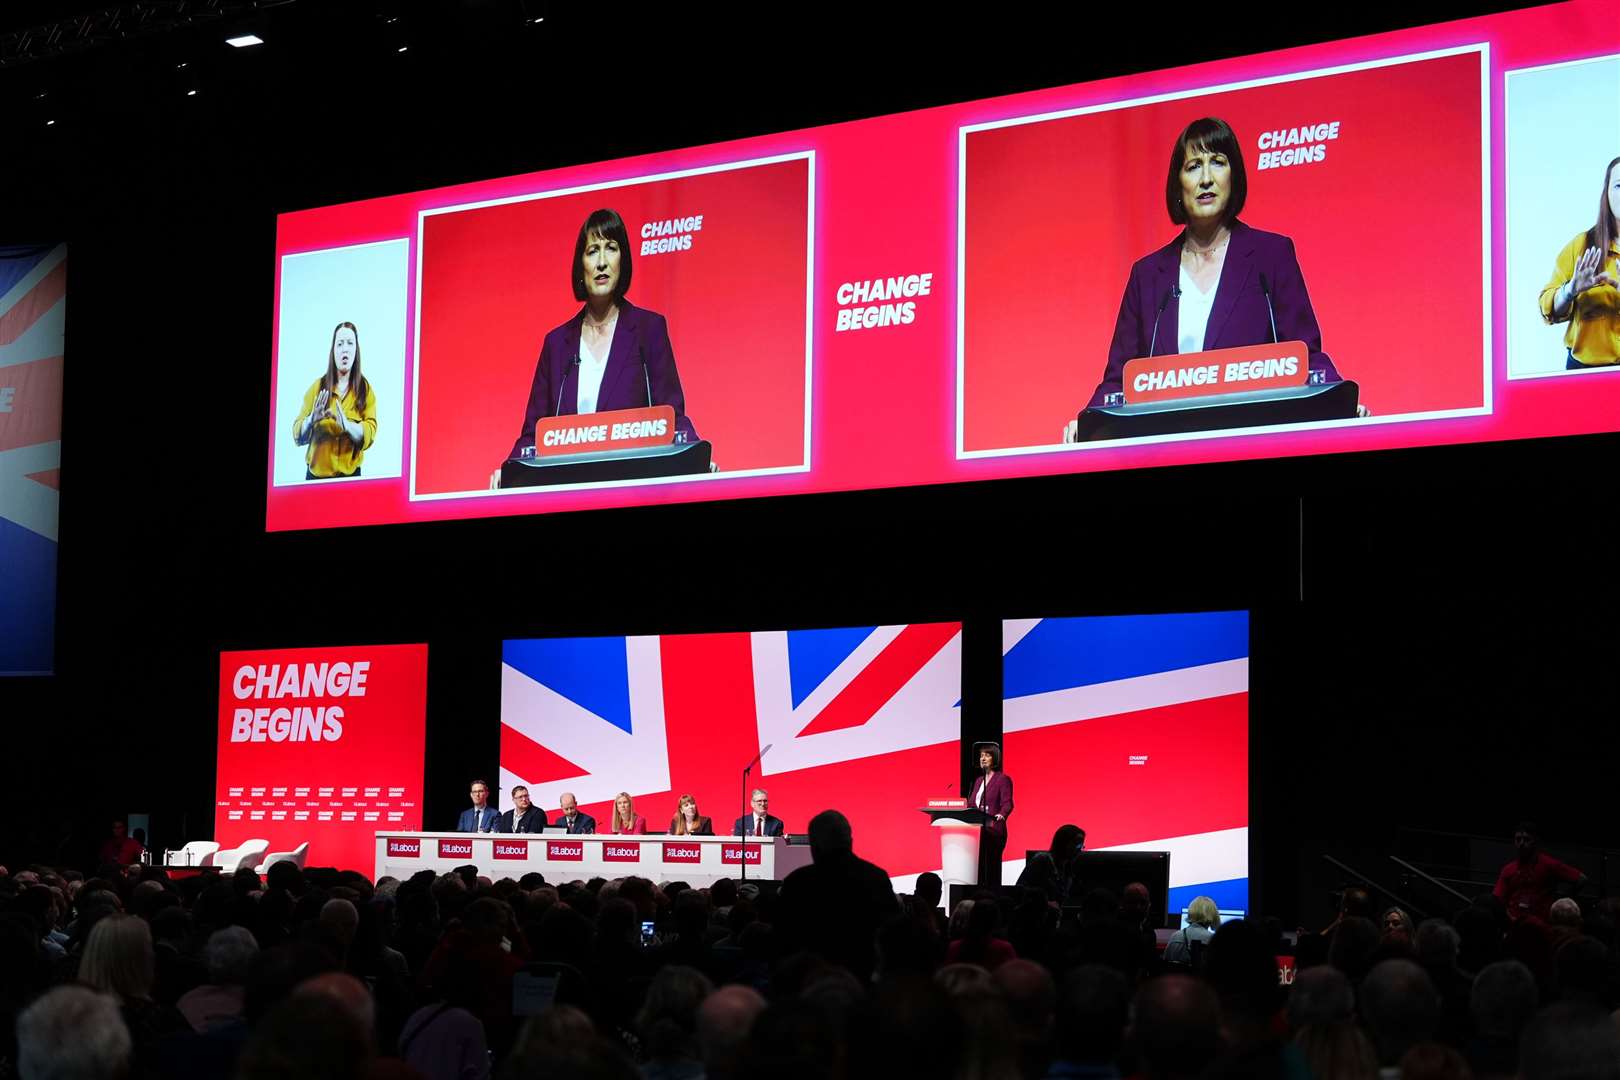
[963,51,1485,452]
[215,644,428,874]
[414,158,810,494]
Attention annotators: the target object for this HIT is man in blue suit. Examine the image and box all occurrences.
[456,779,499,833]
[733,788,786,837]
[553,791,596,834]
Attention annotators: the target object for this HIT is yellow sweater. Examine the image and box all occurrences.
[1539,231,1620,367]
[292,378,377,477]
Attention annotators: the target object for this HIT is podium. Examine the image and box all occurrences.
[920,800,990,887]
[1076,380,1359,441]
[500,440,713,488]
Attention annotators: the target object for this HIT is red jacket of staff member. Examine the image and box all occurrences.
[98,822,144,866]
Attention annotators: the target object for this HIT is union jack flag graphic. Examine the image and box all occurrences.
[0,243,65,676]
[1002,611,1250,914]
[500,624,962,883]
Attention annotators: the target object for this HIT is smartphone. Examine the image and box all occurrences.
[640,920,656,946]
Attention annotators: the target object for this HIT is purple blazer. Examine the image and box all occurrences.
[970,771,1014,836]
[1091,220,1340,407]
[507,298,698,460]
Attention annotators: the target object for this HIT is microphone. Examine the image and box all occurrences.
[556,352,580,418]
[1148,284,1180,358]
[1259,272,1279,345]
[638,344,652,408]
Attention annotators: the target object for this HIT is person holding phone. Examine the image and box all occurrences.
[292,321,377,478]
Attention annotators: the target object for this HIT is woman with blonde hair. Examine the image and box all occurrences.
[668,794,712,836]
[80,914,187,1072]
[1163,895,1220,966]
[611,791,647,835]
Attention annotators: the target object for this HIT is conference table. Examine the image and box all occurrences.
[375,831,812,887]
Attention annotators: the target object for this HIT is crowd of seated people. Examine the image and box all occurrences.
[1,811,1617,1080]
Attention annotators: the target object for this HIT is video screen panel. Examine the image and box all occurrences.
[268,2,1620,531]
[1,243,65,675]
[215,644,428,874]
[1002,612,1249,914]
[498,624,961,888]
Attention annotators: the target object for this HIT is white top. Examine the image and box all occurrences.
[1177,265,1217,355]
[575,326,615,414]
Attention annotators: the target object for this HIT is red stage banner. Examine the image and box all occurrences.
[215,644,427,875]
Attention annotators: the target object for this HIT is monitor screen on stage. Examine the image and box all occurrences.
[267,3,1620,532]
[1002,611,1249,914]
[1,243,65,675]
[498,623,962,888]
[215,644,428,874]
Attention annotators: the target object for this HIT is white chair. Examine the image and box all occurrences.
[255,841,310,875]
[170,841,220,867]
[214,839,269,873]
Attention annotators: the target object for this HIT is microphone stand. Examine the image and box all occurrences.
[739,743,773,882]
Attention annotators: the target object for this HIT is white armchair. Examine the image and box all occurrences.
[213,839,270,873]
[255,841,310,875]
[168,841,220,867]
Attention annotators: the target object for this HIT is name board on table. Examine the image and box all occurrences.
[534,406,676,457]
[1123,341,1309,404]
[662,842,703,864]
[437,838,473,859]
[603,842,642,863]
[722,843,763,865]
[386,837,420,858]
[547,840,584,861]
[492,839,529,860]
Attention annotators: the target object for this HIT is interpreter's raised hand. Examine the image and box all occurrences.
[489,467,502,490]
[1572,246,1606,295]
[1062,419,1079,444]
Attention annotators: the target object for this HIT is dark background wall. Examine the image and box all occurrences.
[2,1,1612,925]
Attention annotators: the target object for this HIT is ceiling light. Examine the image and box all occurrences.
[226,33,264,48]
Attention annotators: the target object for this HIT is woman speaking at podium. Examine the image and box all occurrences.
[1069,117,1351,439]
[490,207,699,487]
[1538,156,1620,370]
[970,742,1013,887]
[291,321,377,478]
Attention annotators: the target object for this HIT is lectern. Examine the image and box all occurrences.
[919,799,990,887]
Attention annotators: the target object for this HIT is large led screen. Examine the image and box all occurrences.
[1002,612,1249,914]
[216,644,428,874]
[268,2,1620,531]
[498,624,961,888]
[1,243,64,675]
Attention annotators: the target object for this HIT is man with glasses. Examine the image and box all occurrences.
[456,780,498,833]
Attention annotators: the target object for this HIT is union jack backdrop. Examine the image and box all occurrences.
[499,624,963,886]
[0,243,65,676]
[1002,611,1250,914]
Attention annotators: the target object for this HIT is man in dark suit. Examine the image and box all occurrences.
[732,788,785,837]
[456,779,499,833]
[552,791,596,834]
[775,809,897,980]
[496,785,545,834]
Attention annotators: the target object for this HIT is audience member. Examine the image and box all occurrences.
[176,925,258,1032]
[1163,896,1219,968]
[15,985,132,1080]
[1495,823,1587,923]
[1288,964,1355,1031]
[1128,974,1222,1080]
[1360,959,1443,1070]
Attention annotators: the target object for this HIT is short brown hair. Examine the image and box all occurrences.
[1166,117,1248,227]
[570,208,633,302]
